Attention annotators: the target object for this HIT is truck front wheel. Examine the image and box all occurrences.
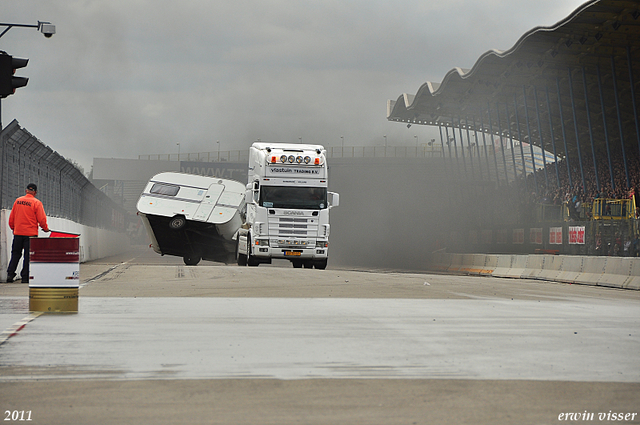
[236,238,247,266]
[314,259,328,269]
[246,234,260,266]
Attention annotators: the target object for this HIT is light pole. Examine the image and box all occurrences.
[0,21,55,39]
[383,135,387,157]
[341,136,344,157]
[217,140,220,161]
[0,21,55,132]
[176,143,180,161]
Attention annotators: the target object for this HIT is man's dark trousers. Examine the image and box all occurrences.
[7,235,31,283]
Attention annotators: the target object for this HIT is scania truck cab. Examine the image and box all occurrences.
[236,142,339,269]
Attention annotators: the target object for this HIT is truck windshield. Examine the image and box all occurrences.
[260,186,327,210]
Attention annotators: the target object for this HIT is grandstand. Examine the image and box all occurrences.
[387,0,640,257]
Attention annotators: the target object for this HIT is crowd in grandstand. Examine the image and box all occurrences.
[527,149,640,219]
[457,145,640,256]
[440,141,640,256]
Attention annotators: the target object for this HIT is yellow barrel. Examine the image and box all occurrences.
[29,287,78,313]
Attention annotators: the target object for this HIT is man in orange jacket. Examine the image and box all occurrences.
[7,183,50,283]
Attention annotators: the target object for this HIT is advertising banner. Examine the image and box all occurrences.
[549,227,563,245]
[513,228,524,244]
[569,226,586,244]
[529,228,543,245]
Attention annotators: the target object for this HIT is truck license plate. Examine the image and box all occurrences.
[284,251,301,256]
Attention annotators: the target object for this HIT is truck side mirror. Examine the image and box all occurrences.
[328,192,339,208]
[246,181,259,204]
[245,189,255,204]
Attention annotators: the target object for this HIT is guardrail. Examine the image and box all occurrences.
[592,198,635,220]
[538,198,637,222]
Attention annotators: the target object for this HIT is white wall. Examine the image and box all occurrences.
[0,209,130,280]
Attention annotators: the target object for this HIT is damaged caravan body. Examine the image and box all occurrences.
[137,172,245,265]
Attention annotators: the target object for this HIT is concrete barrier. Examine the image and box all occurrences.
[555,256,584,283]
[459,253,477,274]
[574,256,607,286]
[522,255,545,279]
[431,252,451,272]
[447,254,464,273]
[504,255,527,279]
[429,252,639,290]
[466,254,489,275]
[492,255,514,278]
[482,255,499,275]
[537,255,564,281]
[626,260,640,290]
[598,257,632,289]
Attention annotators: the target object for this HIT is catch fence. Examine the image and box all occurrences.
[0,120,126,231]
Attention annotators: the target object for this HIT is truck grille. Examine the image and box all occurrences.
[279,217,308,223]
[268,217,319,238]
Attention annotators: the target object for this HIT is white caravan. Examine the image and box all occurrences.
[137,172,245,265]
[236,142,339,269]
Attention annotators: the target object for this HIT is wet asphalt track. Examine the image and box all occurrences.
[1,246,639,424]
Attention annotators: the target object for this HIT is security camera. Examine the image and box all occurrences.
[39,23,55,38]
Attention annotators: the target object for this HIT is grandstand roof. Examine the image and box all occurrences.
[387,0,640,172]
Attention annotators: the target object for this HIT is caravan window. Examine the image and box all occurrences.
[150,183,180,196]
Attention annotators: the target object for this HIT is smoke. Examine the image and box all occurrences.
[328,157,461,271]
[0,0,586,173]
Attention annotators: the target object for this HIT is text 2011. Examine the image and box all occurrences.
[4,411,32,421]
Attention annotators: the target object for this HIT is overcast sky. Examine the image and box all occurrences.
[2,0,587,172]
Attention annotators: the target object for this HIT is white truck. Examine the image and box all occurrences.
[137,172,246,265]
[235,142,339,269]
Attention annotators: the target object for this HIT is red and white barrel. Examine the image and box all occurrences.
[29,237,80,287]
[29,236,80,313]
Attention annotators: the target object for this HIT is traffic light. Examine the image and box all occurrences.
[0,52,29,98]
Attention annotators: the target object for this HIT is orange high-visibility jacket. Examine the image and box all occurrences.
[9,193,49,236]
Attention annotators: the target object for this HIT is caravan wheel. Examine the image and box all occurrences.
[169,215,186,230]
[183,254,201,266]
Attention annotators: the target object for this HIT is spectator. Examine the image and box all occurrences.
[632,234,640,257]
[623,237,631,257]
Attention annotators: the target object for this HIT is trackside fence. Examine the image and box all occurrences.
[0,120,129,275]
[0,120,126,230]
